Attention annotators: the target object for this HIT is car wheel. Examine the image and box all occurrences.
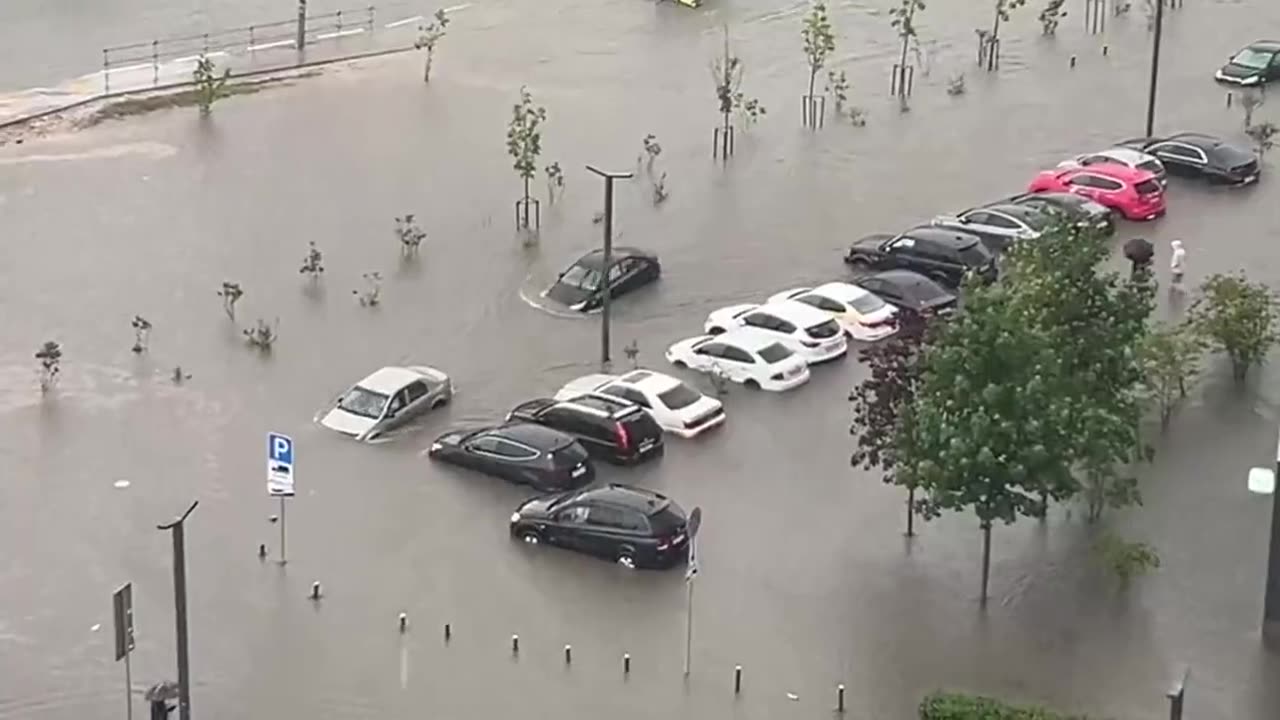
[616,549,637,569]
[520,530,541,545]
[847,257,871,268]
[744,379,761,390]
[430,397,448,410]
[707,326,725,335]
[671,358,688,368]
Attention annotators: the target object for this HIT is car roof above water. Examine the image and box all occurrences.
[576,484,676,514]
[901,225,983,247]
[495,422,572,449]
[617,369,681,393]
[358,366,422,394]
[714,327,790,352]
[572,246,656,270]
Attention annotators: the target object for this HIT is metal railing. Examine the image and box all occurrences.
[100,6,380,93]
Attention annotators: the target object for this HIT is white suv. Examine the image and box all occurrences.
[553,369,726,438]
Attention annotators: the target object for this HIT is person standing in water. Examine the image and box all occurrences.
[1170,240,1187,290]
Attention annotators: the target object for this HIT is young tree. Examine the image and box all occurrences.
[1096,533,1160,586]
[983,0,1026,70]
[1189,272,1280,382]
[1038,0,1067,35]
[244,319,279,350]
[801,0,836,128]
[131,315,153,354]
[35,341,63,394]
[889,0,925,97]
[849,313,930,535]
[299,241,324,279]
[395,214,426,257]
[545,162,565,204]
[192,56,230,116]
[414,9,451,84]
[1139,321,1203,428]
[217,281,244,320]
[507,86,546,231]
[896,281,1078,602]
[1239,89,1264,129]
[355,271,384,307]
[624,340,640,369]
[711,26,766,158]
[1247,121,1278,157]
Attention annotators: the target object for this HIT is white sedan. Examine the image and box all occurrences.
[316,366,453,442]
[665,328,810,392]
[1056,147,1167,185]
[704,299,847,364]
[553,369,726,438]
[768,282,898,342]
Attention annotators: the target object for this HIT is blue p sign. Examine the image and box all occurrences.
[269,433,293,465]
[267,432,295,496]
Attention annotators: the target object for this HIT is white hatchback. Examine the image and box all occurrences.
[704,299,848,364]
[553,369,726,438]
[768,282,899,342]
[665,328,810,392]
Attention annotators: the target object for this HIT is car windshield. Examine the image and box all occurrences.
[336,386,389,419]
[956,243,990,265]
[558,264,602,291]
[657,383,702,410]
[1138,160,1163,174]
[1231,48,1272,69]
[848,292,886,313]
[757,343,793,363]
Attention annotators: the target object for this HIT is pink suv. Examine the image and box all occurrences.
[1027,164,1166,221]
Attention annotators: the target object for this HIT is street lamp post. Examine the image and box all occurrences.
[1247,426,1280,639]
[157,501,199,720]
[1144,0,1166,137]
[585,165,634,369]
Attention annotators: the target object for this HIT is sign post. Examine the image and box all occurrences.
[113,583,136,720]
[683,506,702,677]
[267,432,296,564]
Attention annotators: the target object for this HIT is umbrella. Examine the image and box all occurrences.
[1123,237,1154,264]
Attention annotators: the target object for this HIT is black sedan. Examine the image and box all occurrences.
[543,247,660,312]
[1215,40,1280,87]
[1002,191,1115,235]
[510,484,689,569]
[428,422,593,491]
[1118,133,1260,185]
[844,226,997,287]
[856,270,957,317]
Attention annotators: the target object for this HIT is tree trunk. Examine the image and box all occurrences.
[523,177,530,205]
[905,487,916,537]
[979,521,992,603]
[807,68,818,127]
[423,52,432,83]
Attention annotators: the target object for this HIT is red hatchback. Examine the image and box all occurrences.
[1027,164,1166,221]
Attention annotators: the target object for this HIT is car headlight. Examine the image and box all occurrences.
[1242,75,1260,85]
[510,512,521,523]
[430,442,442,452]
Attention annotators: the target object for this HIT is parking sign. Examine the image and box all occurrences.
[267,432,295,496]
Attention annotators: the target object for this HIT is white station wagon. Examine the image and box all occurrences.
[704,299,848,364]
[666,328,810,392]
[554,369,726,438]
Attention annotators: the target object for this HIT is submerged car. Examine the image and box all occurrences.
[510,484,690,569]
[316,366,452,441]
[428,422,593,491]
[844,226,997,287]
[931,203,1056,252]
[1001,191,1115,234]
[543,247,660,312]
[855,270,957,317]
[1056,147,1167,187]
[506,394,665,465]
[1118,133,1260,185]
[1026,165,1166,221]
[767,282,899,342]
[704,299,848,364]
[553,369,726,439]
[666,328,810,392]
[1215,40,1280,86]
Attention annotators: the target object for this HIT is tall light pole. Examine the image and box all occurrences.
[585,165,633,368]
[158,501,198,720]
[1144,0,1166,137]
[1247,426,1280,639]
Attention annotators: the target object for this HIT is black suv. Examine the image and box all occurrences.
[506,394,664,465]
[1118,133,1260,185]
[844,226,998,288]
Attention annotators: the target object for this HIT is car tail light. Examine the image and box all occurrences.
[614,421,630,450]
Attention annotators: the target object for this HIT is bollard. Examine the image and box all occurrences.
[310,582,322,600]
[444,623,451,642]
[257,543,267,558]
[837,684,846,713]
[564,645,572,664]
[734,665,743,694]
[1102,45,1109,57]
[1070,55,1077,69]
[1227,92,1234,108]
[511,634,519,654]
[399,613,408,633]
[623,653,631,674]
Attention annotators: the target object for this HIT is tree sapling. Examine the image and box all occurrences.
[507,86,547,232]
[1239,89,1265,129]
[172,366,192,384]
[217,281,244,320]
[1096,534,1160,586]
[1189,272,1280,382]
[35,340,62,394]
[705,365,731,398]
[1038,0,1067,35]
[244,319,279,350]
[889,0,925,97]
[395,214,426,257]
[640,135,668,204]
[414,9,451,84]
[1247,121,1278,157]
[946,72,967,96]
[1139,321,1203,428]
[624,340,640,369]
[192,56,230,116]
[545,162,565,204]
[982,0,1026,70]
[131,315,153,354]
[801,0,836,128]
[299,241,324,279]
[710,27,765,158]
[355,271,384,307]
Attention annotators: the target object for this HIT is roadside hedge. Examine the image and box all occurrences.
[919,692,1089,720]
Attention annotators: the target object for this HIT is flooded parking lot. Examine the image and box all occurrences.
[3,1,1280,718]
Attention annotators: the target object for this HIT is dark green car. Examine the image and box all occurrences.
[1215,40,1280,87]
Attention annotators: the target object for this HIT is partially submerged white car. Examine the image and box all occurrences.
[554,369,726,438]
[316,366,453,442]
[767,282,898,342]
[703,299,848,364]
[665,328,810,392]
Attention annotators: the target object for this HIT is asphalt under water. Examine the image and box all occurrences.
[3,1,1280,719]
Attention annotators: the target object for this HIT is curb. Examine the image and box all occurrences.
[0,44,418,132]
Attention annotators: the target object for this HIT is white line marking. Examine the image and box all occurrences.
[384,15,422,29]
[248,39,295,51]
[443,3,473,11]
[104,62,156,74]
[172,51,228,63]
[315,28,366,40]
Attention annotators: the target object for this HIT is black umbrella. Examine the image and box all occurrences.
[1123,237,1155,264]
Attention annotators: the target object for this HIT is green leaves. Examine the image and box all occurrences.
[801,1,837,77]
[1189,272,1280,381]
[506,86,547,186]
[1139,321,1202,427]
[192,56,230,116]
[888,0,926,39]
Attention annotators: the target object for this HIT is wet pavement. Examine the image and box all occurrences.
[3,0,1280,718]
